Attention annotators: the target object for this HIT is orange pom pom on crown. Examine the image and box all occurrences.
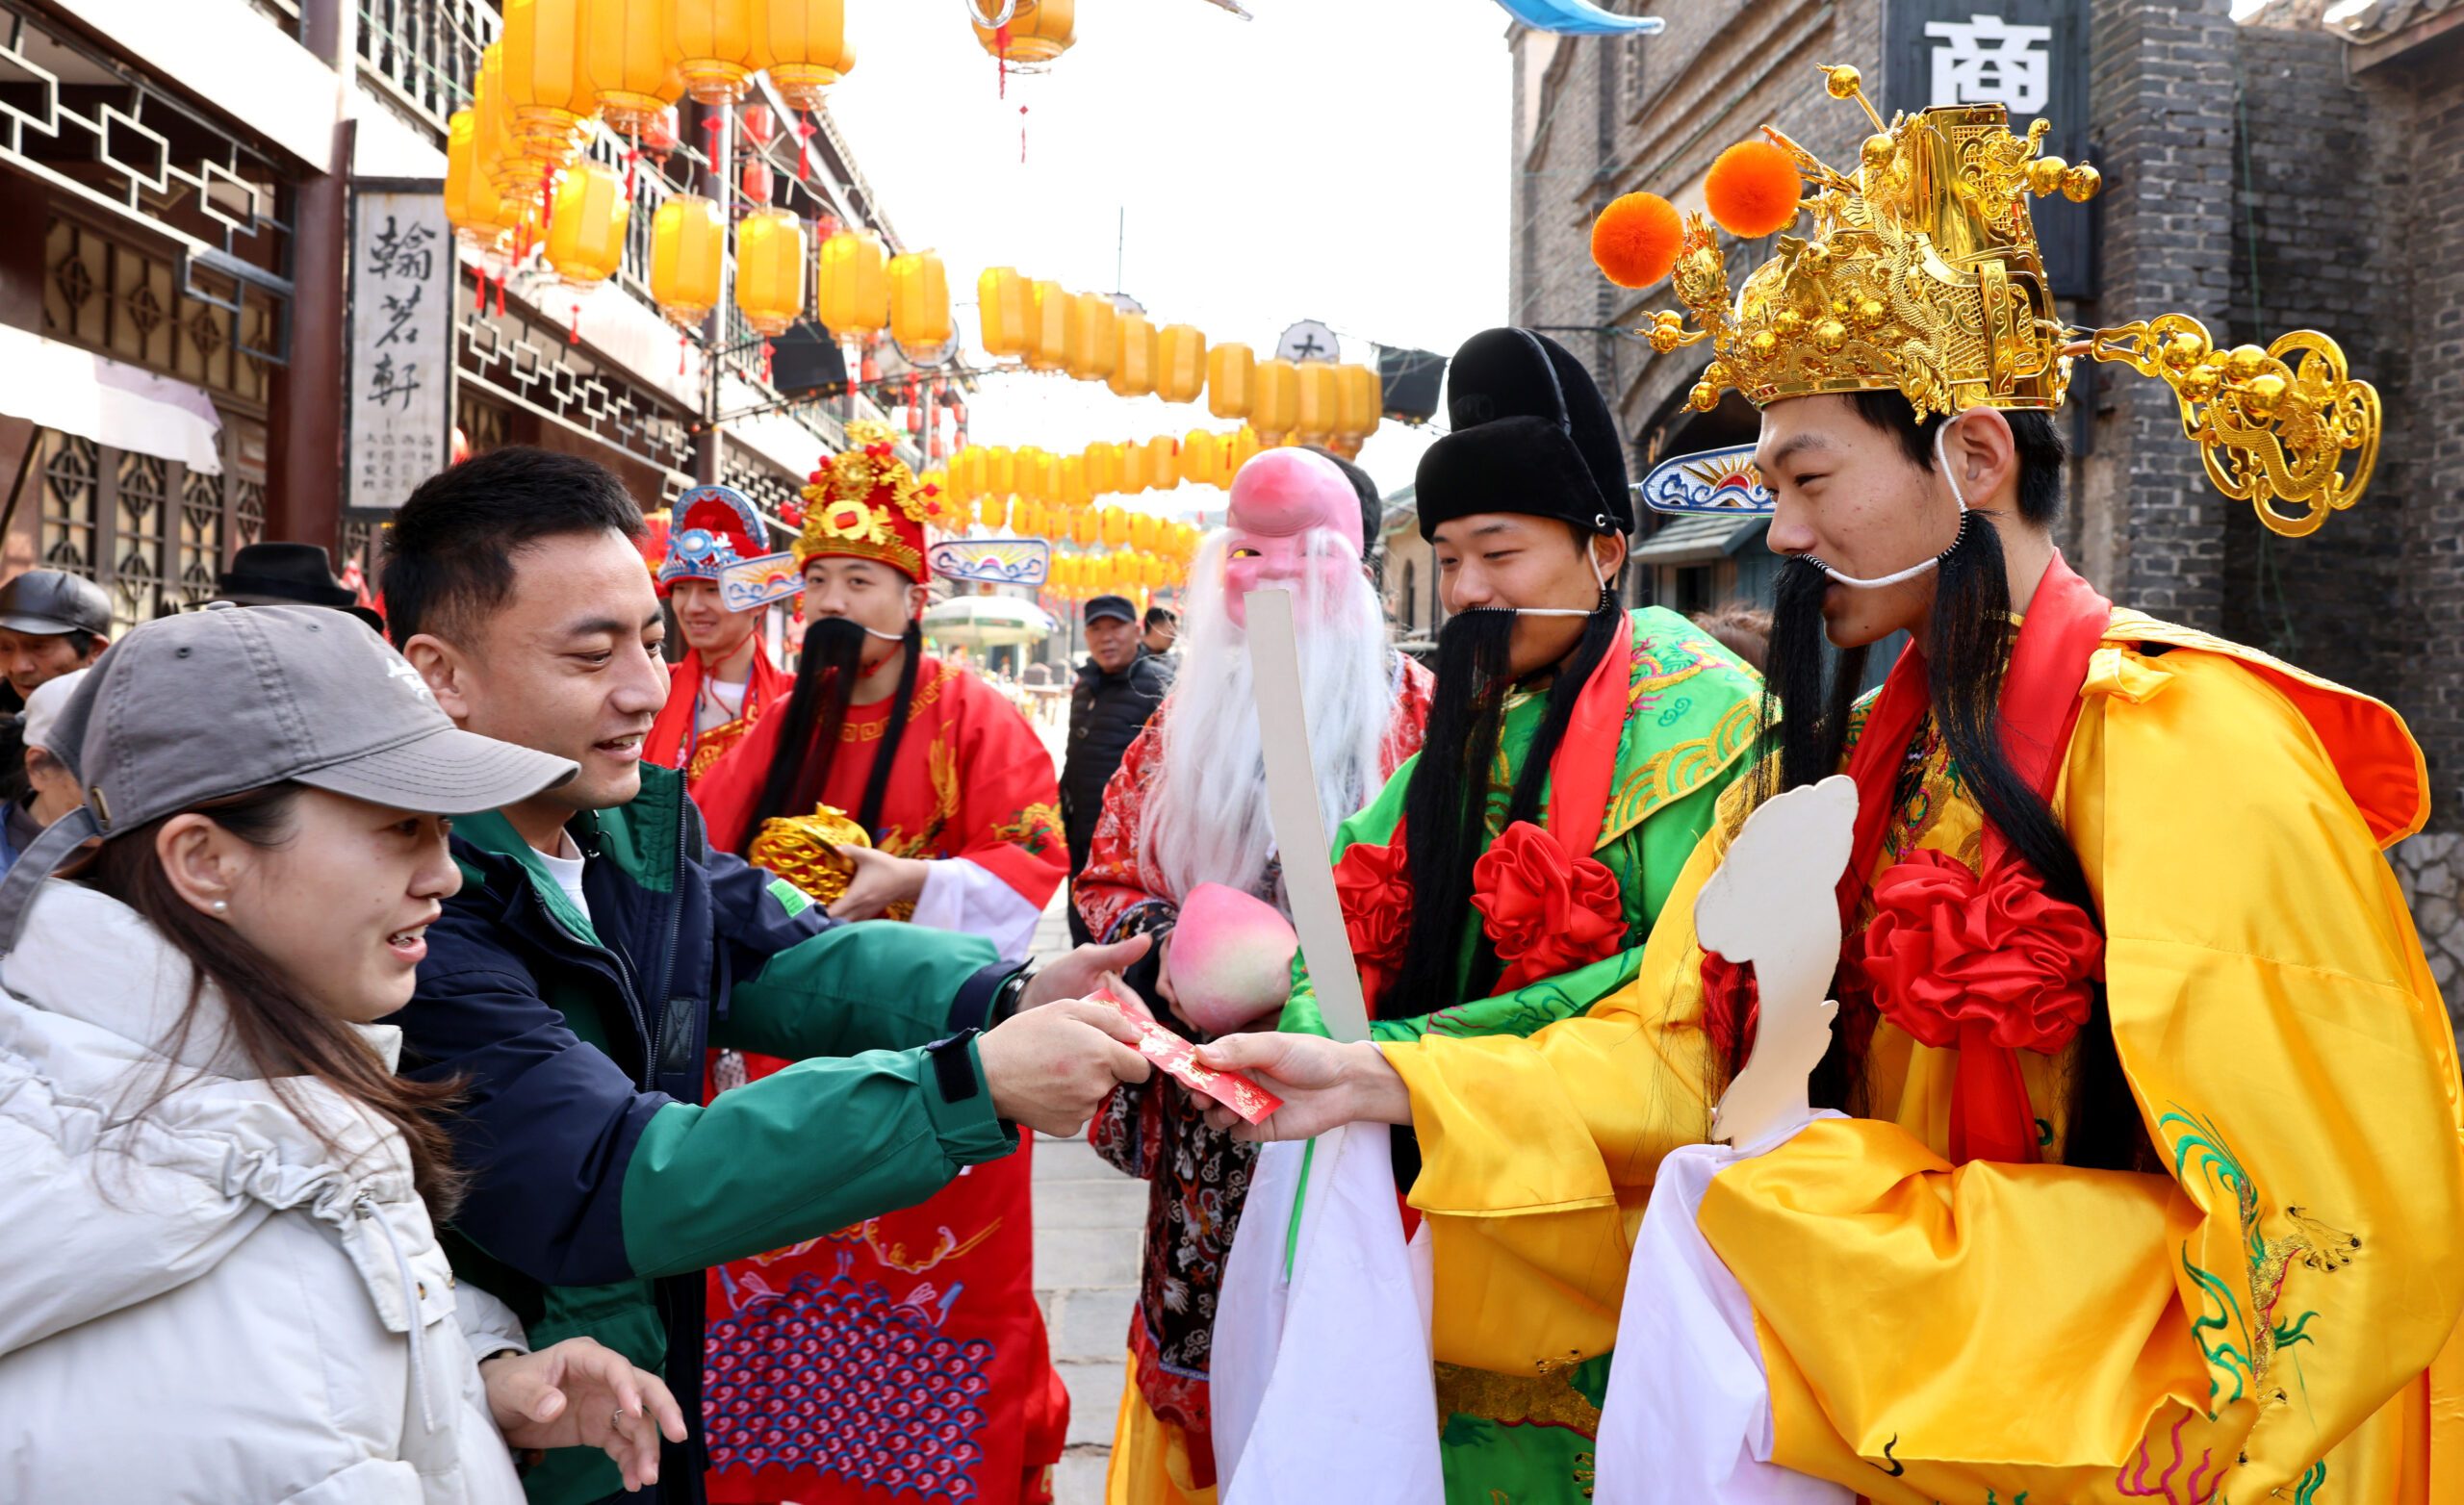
[1704,140,1803,239]
[1591,192,1682,290]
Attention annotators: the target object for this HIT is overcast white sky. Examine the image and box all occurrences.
[825,1,1514,515]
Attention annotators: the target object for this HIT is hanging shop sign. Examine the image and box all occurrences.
[346,180,456,515]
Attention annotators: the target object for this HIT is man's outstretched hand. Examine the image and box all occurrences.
[978,996,1153,1136]
[480,1337,688,1492]
[1019,931,1154,1016]
[1194,1033,1413,1141]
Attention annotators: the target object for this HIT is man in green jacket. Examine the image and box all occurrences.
[384,446,1151,1505]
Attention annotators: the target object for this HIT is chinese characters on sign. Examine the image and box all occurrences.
[1925,13,2054,116]
[346,184,451,513]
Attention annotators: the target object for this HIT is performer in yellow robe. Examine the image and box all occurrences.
[1197,70,2464,1504]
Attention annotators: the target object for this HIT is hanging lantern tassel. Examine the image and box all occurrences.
[795,111,817,181]
[761,338,776,386]
[1020,105,1028,166]
[679,331,689,377]
[493,271,506,319]
[568,300,581,345]
[996,24,1010,99]
[473,261,488,313]
[622,142,640,200]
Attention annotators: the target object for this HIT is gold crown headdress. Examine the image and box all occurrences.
[1593,65,2380,537]
[795,420,950,581]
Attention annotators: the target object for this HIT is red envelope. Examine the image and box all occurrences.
[1094,990,1285,1125]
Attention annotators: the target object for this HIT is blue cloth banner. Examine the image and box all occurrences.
[1488,0,1665,36]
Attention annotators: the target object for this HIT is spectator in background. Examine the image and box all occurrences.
[0,668,88,873]
[1690,598,1774,674]
[1063,594,1171,945]
[210,542,386,632]
[0,569,110,713]
[1142,603,1179,658]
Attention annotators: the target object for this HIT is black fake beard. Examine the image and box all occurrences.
[743,617,919,850]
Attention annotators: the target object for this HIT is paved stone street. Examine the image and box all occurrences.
[1021,727,1145,1504]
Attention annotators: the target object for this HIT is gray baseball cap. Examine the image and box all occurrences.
[0,569,111,637]
[0,602,578,952]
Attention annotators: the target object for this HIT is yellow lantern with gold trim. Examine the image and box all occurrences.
[1252,359,1300,438]
[579,0,679,136]
[1069,293,1116,381]
[1099,506,1129,548]
[984,446,1016,496]
[1157,323,1206,404]
[445,110,511,250]
[816,229,889,337]
[1110,315,1156,399]
[501,0,595,166]
[1130,511,1156,551]
[649,193,725,326]
[1027,280,1074,371]
[545,160,629,288]
[1177,428,1222,488]
[978,493,1007,530]
[1142,436,1179,490]
[759,0,854,111]
[1119,443,1149,496]
[669,0,761,104]
[887,252,952,349]
[1055,454,1088,511]
[1206,342,1253,421]
[1084,442,1121,496]
[1338,362,1383,439]
[733,207,807,337]
[978,268,1031,358]
[1296,361,1340,443]
[970,0,1075,67]
[1015,447,1054,504]
[1072,509,1098,547]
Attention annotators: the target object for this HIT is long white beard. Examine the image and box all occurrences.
[1140,529,1394,913]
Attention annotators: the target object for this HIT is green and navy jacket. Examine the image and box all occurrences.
[396,764,1019,1505]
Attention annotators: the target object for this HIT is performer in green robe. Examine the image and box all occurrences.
[1268,327,1763,1503]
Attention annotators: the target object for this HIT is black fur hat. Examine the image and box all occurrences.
[1413,328,1632,542]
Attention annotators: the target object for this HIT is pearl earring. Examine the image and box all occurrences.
[211,900,228,914]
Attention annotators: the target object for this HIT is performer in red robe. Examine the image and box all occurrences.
[1074,448,1434,1503]
[644,484,791,786]
[693,421,1071,1505]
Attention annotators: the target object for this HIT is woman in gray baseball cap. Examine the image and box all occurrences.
[0,604,688,1501]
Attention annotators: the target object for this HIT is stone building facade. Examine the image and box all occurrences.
[1507,0,2464,1012]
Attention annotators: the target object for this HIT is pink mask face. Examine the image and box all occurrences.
[1222,449,1366,628]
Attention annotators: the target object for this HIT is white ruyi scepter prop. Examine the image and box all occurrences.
[1594,774,1860,1504]
[1208,587,1443,1504]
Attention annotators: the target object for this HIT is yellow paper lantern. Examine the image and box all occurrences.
[1177,429,1222,488]
[887,252,953,349]
[1252,359,1300,437]
[1110,315,1157,399]
[816,229,889,337]
[984,446,1016,496]
[948,446,986,499]
[1130,511,1156,550]
[475,47,529,201]
[501,0,595,166]
[1225,425,1263,477]
[1072,510,1098,547]
[978,268,1031,358]
[733,208,808,337]
[546,160,630,288]
[760,0,854,111]
[1157,324,1207,404]
[1016,447,1054,503]
[670,0,761,104]
[1056,454,1089,510]
[649,193,725,327]
[1119,443,1149,496]
[1206,342,1254,421]
[579,0,680,135]
[1069,293,1117,381]
[1296,361,1340,442]
[1084,442,1121,496]
[444,110,511,249]
[1014,497,1041,538]
[1142,436,1179,489]
[1099,506,1129,548]
[1338,362,1383,438]
[1027,280,1074,371]
[978,493,1007,530]
[971,0,1075,67]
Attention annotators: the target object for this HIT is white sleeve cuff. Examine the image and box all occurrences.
[911,857,1043,964]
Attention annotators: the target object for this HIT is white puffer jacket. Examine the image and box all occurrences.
[0,881,526,1504]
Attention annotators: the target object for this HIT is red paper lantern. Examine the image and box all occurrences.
[739,101,775,144]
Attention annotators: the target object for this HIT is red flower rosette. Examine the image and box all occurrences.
[1331,838,1411,1015]
[1471,820,1626,994]
[1856,847,2100,1053]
